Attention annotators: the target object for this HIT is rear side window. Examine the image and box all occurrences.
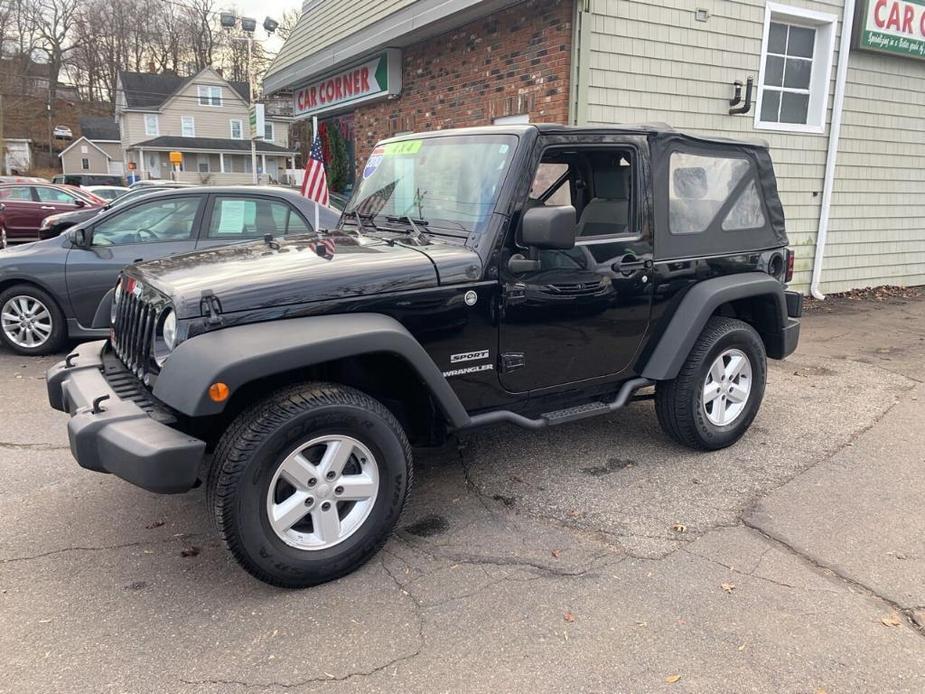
[668,153,765,235]
[0,186,32,201]
[208,197,310,238]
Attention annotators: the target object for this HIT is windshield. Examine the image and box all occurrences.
[344,134,518,235]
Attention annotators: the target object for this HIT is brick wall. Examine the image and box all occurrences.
[353,0,574,169]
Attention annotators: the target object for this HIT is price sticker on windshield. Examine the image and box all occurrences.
[382,140,423,156]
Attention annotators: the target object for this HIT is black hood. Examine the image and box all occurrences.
[128,231,483,318]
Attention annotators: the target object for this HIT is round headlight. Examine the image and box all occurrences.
[162,309,177,351]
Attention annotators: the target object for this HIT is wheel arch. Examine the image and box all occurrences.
[641,273,787,381]
[152,313,470,431]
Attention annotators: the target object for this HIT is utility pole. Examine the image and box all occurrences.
[0,94,5,176]
[248,36,258,185]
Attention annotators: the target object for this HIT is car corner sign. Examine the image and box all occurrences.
[293,49,402,119]
[857,0,925,59]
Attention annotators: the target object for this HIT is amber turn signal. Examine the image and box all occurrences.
[208,382,230,402]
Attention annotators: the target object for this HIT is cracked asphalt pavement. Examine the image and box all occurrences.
[2,295,924,693]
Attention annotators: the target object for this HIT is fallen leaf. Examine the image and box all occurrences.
[145,519,165,529]
[551,549,561,559]
[635,621,648,627]
[815,689,829,694]
[880,613,902,627]
[671,523,687,533]
[142,549,154,555]
[721,582,736,594]
[180,546,200,558]
[665,674,682,684]
[563,611,575,623]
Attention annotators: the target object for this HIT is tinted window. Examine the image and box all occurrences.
[207,197,310,238]
[0,187,33,201]
[35,187,77,203]
[92,196,201,246]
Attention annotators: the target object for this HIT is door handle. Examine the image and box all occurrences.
[40,205,56,210]
[133,258,144,263]
[612,255,651,274]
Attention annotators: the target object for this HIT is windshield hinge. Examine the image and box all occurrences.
[200,290,223,326]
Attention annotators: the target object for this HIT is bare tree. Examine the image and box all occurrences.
[28,0,81,106]
[183,0,218,72]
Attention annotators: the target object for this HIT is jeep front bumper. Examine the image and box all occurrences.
[46,340,206,494]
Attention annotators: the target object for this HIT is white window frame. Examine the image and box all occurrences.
[230,119,243,140]
[198,85,222,107]
[263,121,274,142]
[81,158,90,171]
[197,154,210,173]
[181,116,196,138]
[754,3,837,135]
[144,113,159,136]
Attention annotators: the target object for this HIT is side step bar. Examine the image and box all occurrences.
[465,378,653,431]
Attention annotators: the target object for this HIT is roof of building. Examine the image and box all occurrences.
[118,71,250,109]
[79,116,120,141]
[131,136,294,154]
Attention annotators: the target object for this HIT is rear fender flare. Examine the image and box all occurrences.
[152,313,470,427]
[641,272,787,381]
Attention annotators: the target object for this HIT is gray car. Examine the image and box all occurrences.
[0,186,339,355]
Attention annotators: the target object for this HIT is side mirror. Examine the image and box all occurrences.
[521,205,576,250]
[73,198,86,208]
[71,227,89,247]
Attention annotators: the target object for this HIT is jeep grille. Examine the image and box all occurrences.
[111,286,159,380]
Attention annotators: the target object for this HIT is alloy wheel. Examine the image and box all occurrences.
[1,295,54,349]
[265,434,380,551]
[702,348,752,426]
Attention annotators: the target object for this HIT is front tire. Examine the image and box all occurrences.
[655,316,767,450]
[0,284,67,356]
[209,382,413,588]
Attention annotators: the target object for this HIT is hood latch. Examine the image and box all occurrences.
[200,290,223,326]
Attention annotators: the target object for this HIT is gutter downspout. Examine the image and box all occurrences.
[810,0,856,300]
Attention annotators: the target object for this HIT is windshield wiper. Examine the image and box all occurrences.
[385,215,429,244]
[342,209,378,234]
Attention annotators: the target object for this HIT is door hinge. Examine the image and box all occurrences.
[501,352,526,373]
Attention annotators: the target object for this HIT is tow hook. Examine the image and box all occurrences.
[91,395,110,414]
[64,352,79,368]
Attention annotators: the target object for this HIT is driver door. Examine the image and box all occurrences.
[65,194,205,328]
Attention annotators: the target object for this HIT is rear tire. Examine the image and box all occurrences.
[655,316,766,450]
[208,382,413,588]
[0,284,67,356]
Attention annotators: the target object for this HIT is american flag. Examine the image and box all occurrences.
[301,134,329,207]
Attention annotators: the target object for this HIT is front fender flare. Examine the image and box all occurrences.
[640,272,788,381]
[152,313,470,427]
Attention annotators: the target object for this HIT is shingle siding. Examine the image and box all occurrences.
[581,0,925,293]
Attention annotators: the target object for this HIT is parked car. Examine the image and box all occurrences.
[38,184,195,240]
[128,180,195,190]
[52,125,73,140]
[0,183,106,245]
[0,186,340,354]
[46,124,802,588]
[0,176,49,184]
[84,185,130,201]
[52,174,125,187]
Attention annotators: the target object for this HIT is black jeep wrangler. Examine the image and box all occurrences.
[47,125,801,587]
